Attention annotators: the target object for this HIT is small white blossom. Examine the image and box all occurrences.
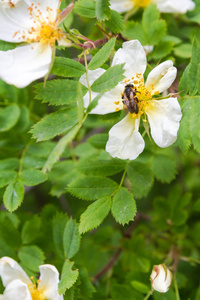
[0,256,63,300]
[0,0,73,88]
[80,40,182,160]
[110,0,195,14]
[150,264,172,293]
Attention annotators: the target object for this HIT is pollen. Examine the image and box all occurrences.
[133,0,151,8]
[28,282,45,300]
[13,3,64,47]
[114,101,119,105]
[123,73,156,117]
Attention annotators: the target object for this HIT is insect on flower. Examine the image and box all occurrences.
[122,84,140,114]
[80,40,182,160]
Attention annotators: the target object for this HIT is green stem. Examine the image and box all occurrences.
[174,276,180,300]
[143,291,151,300]
[83,51,92,105]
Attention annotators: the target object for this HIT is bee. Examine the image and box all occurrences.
[122,84,140,114]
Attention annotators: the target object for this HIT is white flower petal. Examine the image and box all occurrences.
[38,264,61,300]
[79,68,105,88]
[2,279,32,300]
[0,0,60,43]
[106,113,145,160]
[90,83,124,114]
[146,98,182,148]
[0,1,33,42]
[80,68,106,109]
[145,60,177,94]
[109,0,133,13]
[151,264,172,293]
[111,40,147,79]
[0,43,52,88]
[155,0,195,13]
[0,257,31,287]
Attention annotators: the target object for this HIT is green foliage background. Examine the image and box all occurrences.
[0,0,200,299]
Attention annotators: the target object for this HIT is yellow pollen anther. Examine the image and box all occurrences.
[133,0,151,8]
[14,3,64,47]
[115,108,120,112]
[114,101,119,105]
[28,282,45,300]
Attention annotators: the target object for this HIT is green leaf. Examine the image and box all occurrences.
[53,212,69,259]
[0,40,17,51]
[88,38,116,70]
[0,216,21,249]
[0,158,19,171]
[79,268,96,297]
[35,79,86,106]
[151,154,177,183]
[173,43,192,58]
[18,245,45,272]
[30,107,78,142]
[179,64,190,96]
[0,104,20,132]
[91,64,125,93]
[130,281,149,294]
[105,10,125,33]
[74,0,96,18]
[79,197,111,233]
[127,162,154,198]
[179,38,200,96]
[42,124,79,173]
[110,284,143,300]
[152,41,173,59]
[86,92,104,113]
[63,218,80,259]
[190,97,200,153]
[87,133,108,149]
[96,0,111,21]
[76,82,85,123]
[51,57,85,77]
[146,19,166,45]
[177,97,192,154]
[20,169,47,186]
[14,106,30,132]
[142,3,160,29]
[77,158,126,176]
[3,180,24,212]
[0,170,17,188]
[21,215,41,244]
[67,176,118,200]
[111,187,137,225]
[124,22,147,45]
[59,260,79,294]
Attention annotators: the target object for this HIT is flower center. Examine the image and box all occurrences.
[13,3,64,47]
[28,282,45,300]
[120,74,158,118]
[133,0,151,8]
[36,23,63,46]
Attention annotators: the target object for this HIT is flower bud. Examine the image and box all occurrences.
[150,264,172,293]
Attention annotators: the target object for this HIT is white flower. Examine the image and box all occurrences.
[0,0,20,7]
[0,0,73,88]
[110,0,195,14]
[80,40,182,160]
[150,264,172,293]
[0,256,63,300]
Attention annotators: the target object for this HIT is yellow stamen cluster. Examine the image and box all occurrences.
[28,280,45,300]
[121,74,159,118]
[133,0,151,8]
[13,3,64,47]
